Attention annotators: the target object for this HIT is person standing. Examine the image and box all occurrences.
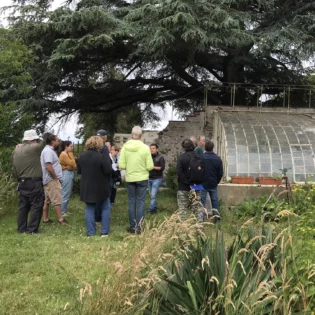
[12,130,45,234]
[110,145,121,205]
[148,143,165,215]
[199,136,206,153]
[118,126,153,233]
[78,136,112,237]
[95,129,111,225]
[190,135,203,155]
[41,133,68,225]
[201,140,223,222]
[58,141,77,216]
[176,139,204,222]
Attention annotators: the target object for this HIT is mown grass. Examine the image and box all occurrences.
[1,189,223,314]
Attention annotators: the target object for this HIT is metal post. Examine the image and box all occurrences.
[256,86,260,107]
[283,87,286,108]
[287,86,291,110]
[309,88,312,108]
[232,84,236,110]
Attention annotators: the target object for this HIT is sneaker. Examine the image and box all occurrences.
[58,219,69,225]
[43,219,53,224]
[126,227,135,234]
[148,210,157,215]
[62,213,69,217]
[101,234,109,238]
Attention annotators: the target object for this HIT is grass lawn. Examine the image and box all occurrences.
[0,189,238,314]
[0,189,178,314]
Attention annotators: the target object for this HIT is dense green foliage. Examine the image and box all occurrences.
[6,0,315,121]
[0,28,35,172]
[145,227,315,314]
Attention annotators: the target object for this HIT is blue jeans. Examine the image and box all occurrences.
[201,188,220,213]
[61,170,74,214]
[95,179,112,222]
[85,198,111,236]
[127,180,148,232]
[148,178,163,212]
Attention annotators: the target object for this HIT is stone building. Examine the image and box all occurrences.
[113,131,159,148]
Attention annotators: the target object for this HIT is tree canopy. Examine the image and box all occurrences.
[0,28,35,171]
[7,0,315,121]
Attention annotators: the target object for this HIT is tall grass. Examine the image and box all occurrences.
[77,215,209,314]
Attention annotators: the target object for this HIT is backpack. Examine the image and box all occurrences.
[188,152,205,184]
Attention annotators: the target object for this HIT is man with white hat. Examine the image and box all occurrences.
[13,130,45,234]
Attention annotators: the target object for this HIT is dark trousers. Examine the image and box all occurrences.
[18,180,45,233]
[110,187,117,204]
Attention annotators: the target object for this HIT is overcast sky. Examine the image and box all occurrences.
[0,0,181,141]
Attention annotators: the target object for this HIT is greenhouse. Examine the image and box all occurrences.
[214,111,315,182]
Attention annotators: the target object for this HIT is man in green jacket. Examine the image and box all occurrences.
[118,126,154,233]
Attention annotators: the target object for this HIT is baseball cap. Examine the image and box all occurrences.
[96,129,108,136]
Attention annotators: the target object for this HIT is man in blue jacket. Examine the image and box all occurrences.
[201,140,223,222]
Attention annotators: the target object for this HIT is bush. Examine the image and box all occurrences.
[0,173,17,216]
[165,164,177,191]
[144,226,315,314]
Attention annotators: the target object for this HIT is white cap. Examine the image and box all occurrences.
[23,130,40,141]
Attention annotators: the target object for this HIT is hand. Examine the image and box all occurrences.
[16,144,22,148]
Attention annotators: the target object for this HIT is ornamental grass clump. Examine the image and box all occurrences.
[77,214,209,314]
[143,225,315,314]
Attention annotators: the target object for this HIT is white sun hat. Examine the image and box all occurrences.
[23,130,40,141]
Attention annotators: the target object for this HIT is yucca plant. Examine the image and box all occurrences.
[144,226,315,314]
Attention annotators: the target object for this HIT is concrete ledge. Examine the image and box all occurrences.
[218,184,286,206]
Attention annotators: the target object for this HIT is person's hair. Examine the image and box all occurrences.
[182,139,194,152]
[205,140,214,152]
[189,135,197,143]
[131,126,143,137]
[43,132,57,145]
[199,135,206,141]
[56,140,72,156]
[111,145,120,151]
[150,143,158,149]
[85,136,104,151]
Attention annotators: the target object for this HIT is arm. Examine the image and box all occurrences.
[153,156,165,171]
[45,163,58,180]
[146,149,154,171]
[177,155,188,184]
[217,159,224,184]
[118,146,126,169]
[100,154,112,176]
[59,152,76,170]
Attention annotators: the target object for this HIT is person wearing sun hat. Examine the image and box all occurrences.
[12,129,45,234]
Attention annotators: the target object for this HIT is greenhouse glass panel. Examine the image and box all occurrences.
[218,112,315,182]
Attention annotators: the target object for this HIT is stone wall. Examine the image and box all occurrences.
[157,110,214,167]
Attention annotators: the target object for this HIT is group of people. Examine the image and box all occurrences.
[177,136,223,223]
[12,126,166,236]
[12,125,222,237]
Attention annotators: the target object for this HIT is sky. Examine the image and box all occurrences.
[0,0,182,141]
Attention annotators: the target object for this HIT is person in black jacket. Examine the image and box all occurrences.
[78,136,112,237]
[148,144,165,214]
[201,140,223,221]
[176,139,204,222]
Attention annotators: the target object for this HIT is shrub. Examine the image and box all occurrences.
[0,173,17,216]
[165,164,177,191]
[144,226,315,314]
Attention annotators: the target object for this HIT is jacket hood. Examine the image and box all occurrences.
[124,139,144,152]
